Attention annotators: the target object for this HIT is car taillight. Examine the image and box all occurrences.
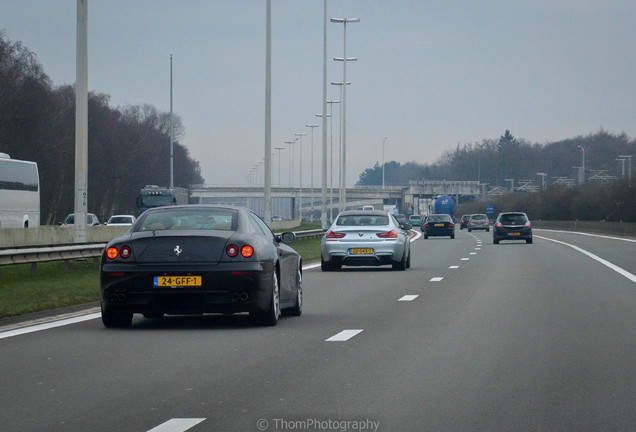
[377,230,398,239]
[226,244,239,257]
[525,221,531,227]
[424,223,430,229]
[449,223,454,228]
[120,246,132,259]
[496,222,502,227]
[326,230,346,239]
[241,245,254,258]
[106,245,132,260]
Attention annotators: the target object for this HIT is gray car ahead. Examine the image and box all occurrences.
[321,210,411,271]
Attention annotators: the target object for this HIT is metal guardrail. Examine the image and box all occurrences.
[0,244,106,266]
[293,229,324,239]
[0,229,325,274]
[0,244,106,275]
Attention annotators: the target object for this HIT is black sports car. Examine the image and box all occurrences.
[100,205,302,327]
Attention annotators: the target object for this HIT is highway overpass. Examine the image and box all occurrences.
[188,181,482,219]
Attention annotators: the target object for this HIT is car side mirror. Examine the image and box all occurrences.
[280,232,296,243]
[401,223,412,230]
[322,224,331,231]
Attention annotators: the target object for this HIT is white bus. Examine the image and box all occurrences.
[0,153,40,228]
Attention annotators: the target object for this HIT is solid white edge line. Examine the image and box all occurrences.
[398,295,419,301]
[326,329,363,342]
[0,313,101,340]
[536,229,636,243]
[535,235,636,283]
[147,418,206,432]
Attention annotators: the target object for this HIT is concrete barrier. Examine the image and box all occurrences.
[270,219,301,231]
[0,221,304,248]
[0,226,128,248]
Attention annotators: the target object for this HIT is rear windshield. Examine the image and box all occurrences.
[336,215,389,226]
[500,214,528,224]
[472,214,487,220]
[137,209,238,231]
[427,215,451,222]
[108,216,133,224]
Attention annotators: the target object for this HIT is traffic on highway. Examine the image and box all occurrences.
[2,224,636,432]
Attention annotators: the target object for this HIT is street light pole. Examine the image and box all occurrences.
[382,136,388,189]
[284,140,295,187]
[169,54,174,189]
[577,145,586,185]
[537,172,547,191]
[264,0,272,222]
[321,0,328,226]
[505,178,514,193]
[618,155,633,181]
[275,147,285,185]
[74,0,88,244]
[294,132,307,219]
[319,99,339,221]
[305,124,319,219]
[331,17,359,212]
[330,82,350,212]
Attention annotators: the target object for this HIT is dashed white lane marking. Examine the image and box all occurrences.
[475,247,481,250]
[449,266,459,269]
[535,235,636,283]
[398,295,419,301]
[147,419,206,432]
[430,277,444,282]
[461,258,470,261]
[326,329,364,342]
[470,252,477,255]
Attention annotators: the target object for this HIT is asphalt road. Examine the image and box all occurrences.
[1,229,636,432]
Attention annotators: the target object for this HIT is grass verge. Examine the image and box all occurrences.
[0,260,100,319]
[288,237,321,262]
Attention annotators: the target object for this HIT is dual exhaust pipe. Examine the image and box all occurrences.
[109,293,127,303]
[110,292,249,303]
[231,292,249,302]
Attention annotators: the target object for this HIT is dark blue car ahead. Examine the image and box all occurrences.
[422,214,455,239]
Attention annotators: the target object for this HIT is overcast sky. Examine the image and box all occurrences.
[2,1,636,186]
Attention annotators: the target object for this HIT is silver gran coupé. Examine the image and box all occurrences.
[321,210,411,271]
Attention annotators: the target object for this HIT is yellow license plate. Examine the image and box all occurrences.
[435,223,444,227]
[154,276,202,287]
[508,232,520,236]
[350,248,373,255]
